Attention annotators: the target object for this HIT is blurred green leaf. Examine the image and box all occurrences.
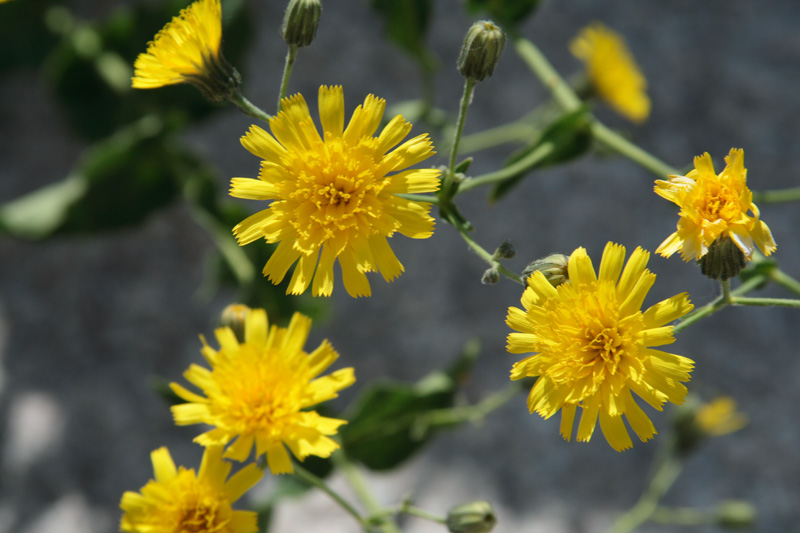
[739,257,777,290]
[0,115,180,238]
[340,346,479,470]
[490,106,592,202]
[465,0,540,28]
[368,0,436,68]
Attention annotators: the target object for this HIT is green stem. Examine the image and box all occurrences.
[513,37,581,110]
[277,44,299,112]
[332,454,399,533]
[589,121,679,178]
[731,296,800,308]
[752,186,800,204]
[422,382,522,427]
[721,279,732,303]
[608,446,685,533]
[229,91,272,123]
[770,268,800,297]
[396,193,439,204]
[400,504,447,525]
[292,463,372,532]
[513,36,679,179]
[458,141,554,194]
[650,506,715,526]
[455,224,523,285]
[458,119,539,154]
[447,78,477,177]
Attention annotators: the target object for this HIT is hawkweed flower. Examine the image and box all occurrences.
[120,445,262,533]
[132,0,241,101]
[230,85,440,297]
[507,242,694,451]
[695,396,747,437]
[655,148,776,273]
[170,307,355,474]
[570,23,650,123]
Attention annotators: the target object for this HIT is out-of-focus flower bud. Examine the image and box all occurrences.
[457,21,506,81]
[220,303,251,342]
[699,236,746,281]
[482,268,500,285]
[446,501,496,533]
[493,240,516,260]
[715,500,757,529]
[522,253,569,287]
[282,0,322,47]
[673,396,747,456]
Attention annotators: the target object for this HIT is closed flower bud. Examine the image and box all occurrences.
[715,500,756,529]
[522,253,569,287]
[220,303,251,342]
[493,240,516,260]
[446,501,497,533]
[699,236,746,280]
[457,21,506,81]
[482,268,500,285]
[282,0,322,47]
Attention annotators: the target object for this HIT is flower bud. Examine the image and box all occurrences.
[493,240,516,260]
[446,501,496,533]
[220,303,251,343]
[457,21,506,81]
[282,0,322,47]
[482,268,500,285]
[715,500,756,529]
[522,253,569,288]
[699,236,746,281]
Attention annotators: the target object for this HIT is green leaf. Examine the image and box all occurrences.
[739,258,777,290]
[340,346,479,470]
[368,0,436,67]
[0,116,180,238]
[465,0,540,28]
[490,107,592,202]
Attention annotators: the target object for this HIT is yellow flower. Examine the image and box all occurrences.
[695,396,747,437]
[230,85,440,298]
[120,445,262,533]
[507,242,695,451]
[655,148,776,263]
[570,23,650,123]
[170,308,355,474]
[132,0,240,100]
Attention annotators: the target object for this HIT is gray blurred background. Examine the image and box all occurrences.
[1,0,799,532]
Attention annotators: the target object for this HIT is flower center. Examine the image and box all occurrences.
[282,136,388,249]
[585,326,624,374]
[177,498,228,532]
[695,180,740,222]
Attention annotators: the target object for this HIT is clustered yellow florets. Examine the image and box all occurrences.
[655,148,776,262]
[120,445,263,533]
[507,242,694,451]
[230,85,440,298]
[170,308,355,474]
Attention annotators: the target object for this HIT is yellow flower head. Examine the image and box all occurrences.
[120,445,263,533]
[695,396,747,437]
[570,23,650,123]
[507,242,695,451]
[230,85,440,298]
[170,308,355,475]
[655,148,777,262]
[132,0,240,100]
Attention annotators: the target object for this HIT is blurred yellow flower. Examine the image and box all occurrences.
[171,308,355,474]
[231,85,439,297]
[570,23,650,123]
[132,0,239,100]
[695,396,747,437]
[655,148,776,262]
[507,242,694,451]
[120,445,262,533]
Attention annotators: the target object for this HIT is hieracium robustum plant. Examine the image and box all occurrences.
[2,0,799,531]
